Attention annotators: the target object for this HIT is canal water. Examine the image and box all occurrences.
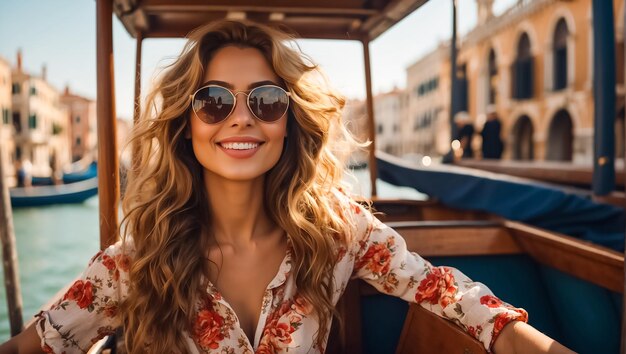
[0,169,425,341]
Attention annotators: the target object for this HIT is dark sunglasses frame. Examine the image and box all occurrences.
[189,84,291,124]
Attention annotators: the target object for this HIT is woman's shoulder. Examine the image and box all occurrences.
[328,186,370,216]
[87,237,136,270]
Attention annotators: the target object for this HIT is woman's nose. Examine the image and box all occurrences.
[228,92,255,126]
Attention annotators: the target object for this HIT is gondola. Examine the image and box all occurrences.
[9,177,98,208]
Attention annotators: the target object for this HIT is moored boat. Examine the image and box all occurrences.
[9,177,98,207]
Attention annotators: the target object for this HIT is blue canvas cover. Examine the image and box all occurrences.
[376,153,624,251]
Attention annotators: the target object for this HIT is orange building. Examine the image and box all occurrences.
[408,0,625,162]
[60,86,97,162]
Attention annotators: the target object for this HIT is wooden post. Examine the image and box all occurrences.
[96,0,120,250]
[362,38,378,197]
[133,32,143,126]
[450,0,458,140]
[0,143,24,336]
[618,0,626,354]
[132,31,143,172]
[591,0,616,196]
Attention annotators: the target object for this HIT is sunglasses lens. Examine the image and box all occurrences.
[192,86,234,124]
[248,86,289,122]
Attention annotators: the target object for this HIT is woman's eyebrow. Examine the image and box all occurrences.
[198,80,280,89]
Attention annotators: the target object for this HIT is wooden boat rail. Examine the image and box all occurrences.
[455,159,625,190]
[369,198,496,222]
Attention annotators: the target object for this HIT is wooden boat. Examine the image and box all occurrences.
[2,1,622,354]
[100,0,624,353]
[30,162,98,186]
[9,177,98,207]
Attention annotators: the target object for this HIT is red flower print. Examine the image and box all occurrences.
[489,309,527,349]
[42,344,54,353]
[194,309,226,350]
[63,280,94,309]
[510,307,528,322]
[480,295,503,308]
[89,250,104,266]
[382,273,399,293]
[266,321,294,347]
[467,326,477,338]
[414,267,457,307]
[336,247,347,262]
[354,238,394,276]
[114,254,131,272]
[256,343,275,354]
[259,298,303,351]
[293,296,313,316]
[492,313,513,339]
[467,324,482,339]
[101,255,116,271]
[104,304,118,318]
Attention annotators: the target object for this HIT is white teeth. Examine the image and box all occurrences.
[221,142,260,150]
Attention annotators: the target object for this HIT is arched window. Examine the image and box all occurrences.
[553,18,568,90]
[488,49,497,104]
[457,63,468,112]
[546,109,573,161]
[512,33,534,99]
[512,115,534,160]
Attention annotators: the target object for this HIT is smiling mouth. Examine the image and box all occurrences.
[218,142,262,150]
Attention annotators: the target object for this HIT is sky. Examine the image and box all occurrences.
[0,0,516,120]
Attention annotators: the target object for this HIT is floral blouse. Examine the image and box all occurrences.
[35,189,527,353]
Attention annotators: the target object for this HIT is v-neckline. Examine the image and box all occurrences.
[205,241,293,349]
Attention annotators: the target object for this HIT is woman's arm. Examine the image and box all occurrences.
[0,323,46,354]
[339,189,571,352]
[493,321,576,354]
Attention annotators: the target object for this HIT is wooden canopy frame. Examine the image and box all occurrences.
[97,0,430,247]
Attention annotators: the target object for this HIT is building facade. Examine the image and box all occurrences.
[61,86,97,162]
[407,0,625,162]
[0,57,15,185]
[12,52,70,180]
[374,87,407,156]
[405,44,450,157]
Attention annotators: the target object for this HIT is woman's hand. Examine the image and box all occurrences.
[492,321,577,354]
[0,323,46,354]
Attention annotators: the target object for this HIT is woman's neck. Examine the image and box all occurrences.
[203,173,275,247]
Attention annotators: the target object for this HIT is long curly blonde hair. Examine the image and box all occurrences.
[119,20,361,352]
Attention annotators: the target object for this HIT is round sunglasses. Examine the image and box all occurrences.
[189,84,291,124]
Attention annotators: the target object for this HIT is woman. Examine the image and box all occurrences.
[0,20,573,354]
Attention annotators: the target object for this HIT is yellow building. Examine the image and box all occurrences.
[409,0,625,162]
[405,43,449,157]
[0,56,16,186]
[12,51,70,178]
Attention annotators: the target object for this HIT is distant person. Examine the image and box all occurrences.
[20,159,33,187]
[481,105,504,159]
[454,111,474,158]
[15,160,25,187]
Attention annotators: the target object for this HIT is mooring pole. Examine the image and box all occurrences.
[0,143,24,336]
